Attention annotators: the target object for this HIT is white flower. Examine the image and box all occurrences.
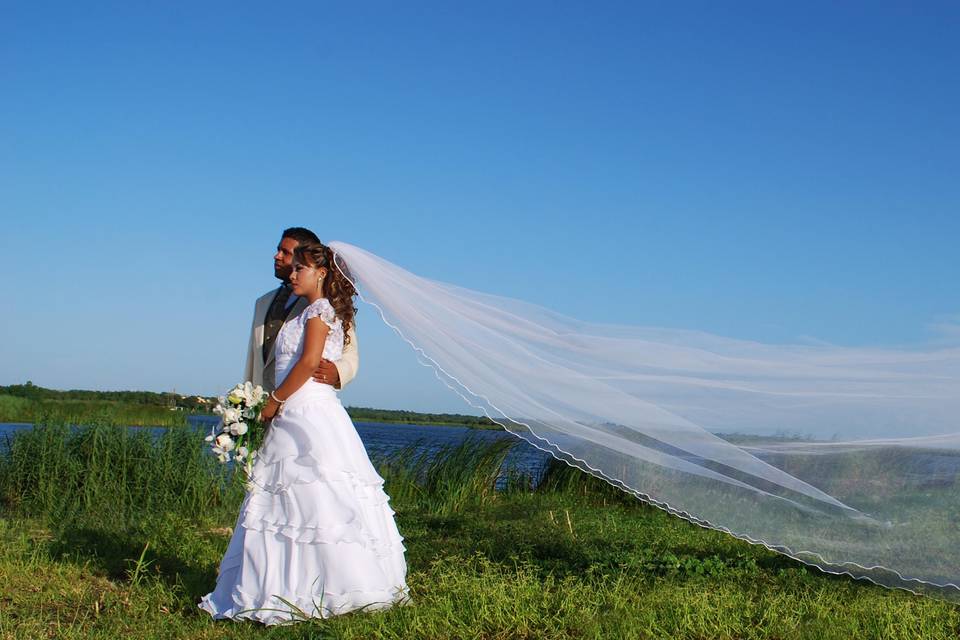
[245,481,256,492]
[213,433,235,452]
[209,381,271,466]
[230,383,247,403]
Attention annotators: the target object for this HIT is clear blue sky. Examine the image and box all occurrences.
[1,2,957,413]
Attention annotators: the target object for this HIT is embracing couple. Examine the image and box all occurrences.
[199,227,410,625]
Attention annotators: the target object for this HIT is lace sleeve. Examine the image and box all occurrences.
[302,298,339,329]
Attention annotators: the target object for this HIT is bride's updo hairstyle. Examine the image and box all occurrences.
[293,242,357,345]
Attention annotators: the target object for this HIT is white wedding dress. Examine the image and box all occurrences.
[199,297,410,625]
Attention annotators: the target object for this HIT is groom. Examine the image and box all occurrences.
[244,227,359,393]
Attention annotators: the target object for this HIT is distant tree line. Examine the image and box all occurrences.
[345,406,500,428]
[0,382,214,412]
[1,382,500,428]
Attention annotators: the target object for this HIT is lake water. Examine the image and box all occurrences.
[0,416,553,482]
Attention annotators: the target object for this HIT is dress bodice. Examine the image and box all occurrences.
[274,297,344,387]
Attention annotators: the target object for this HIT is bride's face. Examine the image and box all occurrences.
[289,260,327,297]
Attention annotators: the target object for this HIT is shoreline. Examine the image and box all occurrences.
[0,385,504,430]
[0,415,505,431]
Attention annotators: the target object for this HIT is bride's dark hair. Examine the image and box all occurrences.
[293,242,357,345]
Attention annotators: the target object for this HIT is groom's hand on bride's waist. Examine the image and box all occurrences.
[312,360,341,388]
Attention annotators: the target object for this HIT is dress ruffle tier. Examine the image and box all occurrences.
[199,385,410,626]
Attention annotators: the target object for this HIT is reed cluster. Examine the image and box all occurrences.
[0,419,589,529]
[376,436,517,515]
[0,419,242,529]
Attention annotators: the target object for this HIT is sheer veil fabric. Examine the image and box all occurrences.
[329,241,960,600]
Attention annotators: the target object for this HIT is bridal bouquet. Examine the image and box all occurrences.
[205,381,267,483]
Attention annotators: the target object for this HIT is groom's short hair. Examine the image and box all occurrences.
[282,227,320,245]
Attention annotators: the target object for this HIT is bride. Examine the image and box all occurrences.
[199,242,410,625]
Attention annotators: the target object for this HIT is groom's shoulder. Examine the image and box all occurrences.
[254,287,278,306]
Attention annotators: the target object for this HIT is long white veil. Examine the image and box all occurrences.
[330,240,960,600]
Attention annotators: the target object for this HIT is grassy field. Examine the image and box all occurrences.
[0,419,958,639]
[0,395,190,428]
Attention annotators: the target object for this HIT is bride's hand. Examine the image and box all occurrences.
[261,397,281,421]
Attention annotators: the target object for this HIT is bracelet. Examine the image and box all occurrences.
[270,391,285,404]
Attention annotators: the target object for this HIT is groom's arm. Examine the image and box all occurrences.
[312,323,359,389]
[243,312,256,384]
[335,325,359,389]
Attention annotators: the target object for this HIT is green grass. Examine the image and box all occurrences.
[0,420,958,639]
[0,394,191,427]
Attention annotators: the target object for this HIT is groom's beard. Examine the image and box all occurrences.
[274,260,294,282]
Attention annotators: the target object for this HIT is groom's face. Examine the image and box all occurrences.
[274,237,300,282]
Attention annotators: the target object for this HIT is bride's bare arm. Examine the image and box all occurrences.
[261,317,330,419]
